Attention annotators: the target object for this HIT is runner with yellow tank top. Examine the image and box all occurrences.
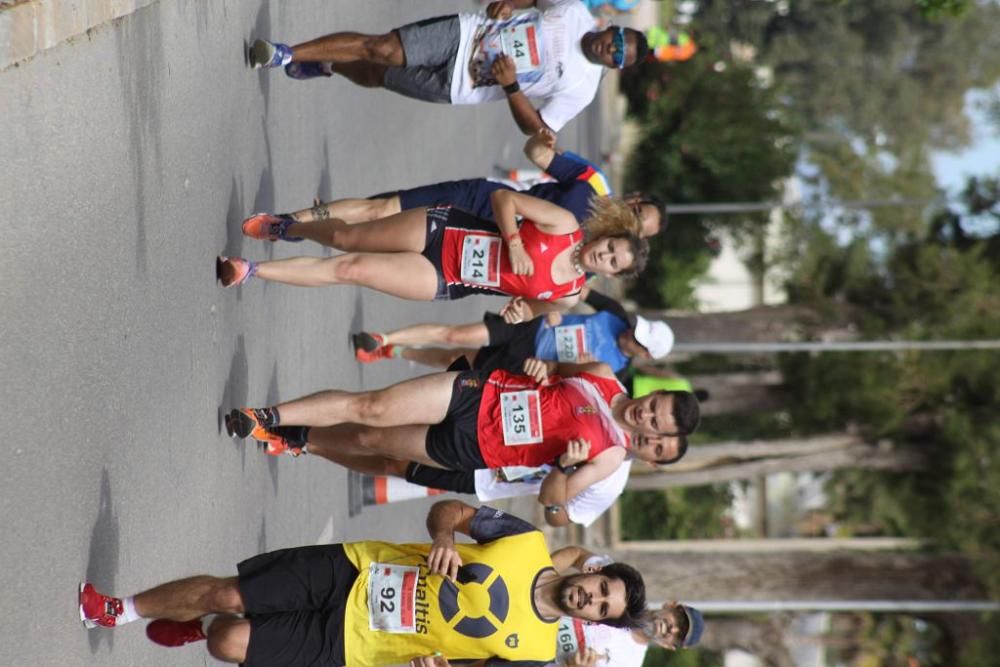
[78,501,648,667]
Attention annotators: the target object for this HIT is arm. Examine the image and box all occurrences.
[523,128,558,171]
[549,545,596,572]
[425,500,478,581]
[538,448,625,526]
[491,189,580,236]
[583,289,630,322]
[491,55,549,136]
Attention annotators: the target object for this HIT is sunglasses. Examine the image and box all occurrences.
[612,27,627,69]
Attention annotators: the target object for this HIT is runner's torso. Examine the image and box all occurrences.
[533,312,630,370]
[442,219,585,300]
[341,533,558,666]
[476,370,626,468]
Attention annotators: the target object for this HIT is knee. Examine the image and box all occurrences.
[328,224,358,250]
[207,618,250,663]
[363,33,401,64]
[444,328,468,346]
[330,255,368,284]
[203,578,244,614]
[353,392,389,423]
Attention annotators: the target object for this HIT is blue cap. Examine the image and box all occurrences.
[682,605,705,647]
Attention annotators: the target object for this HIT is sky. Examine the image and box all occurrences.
[931,87,1000,193]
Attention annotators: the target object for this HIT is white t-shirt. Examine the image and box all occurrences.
[552,617,649,666]
[450,0,602,131]
[473,459,631,527]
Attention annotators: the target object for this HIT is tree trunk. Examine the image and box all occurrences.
[609,550,987,602]
[627,436,926,489]
[695,615,798,667]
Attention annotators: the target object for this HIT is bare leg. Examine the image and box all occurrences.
[275,372,459,428]
[384,321,490,347]
[401,347,474,369]
[305,424,441,468]
[206,617,251,664]
[287,195,401,224]
[253,252,439,300]
[283,205,426,251]
[329,61,390,88]
[291,31,404,66]
[133,576,244,621]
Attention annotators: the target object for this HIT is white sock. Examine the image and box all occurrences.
[120,596,141,625]
[200,614,218,635]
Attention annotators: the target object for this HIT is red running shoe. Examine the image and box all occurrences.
[216,256,257,287]
[242,213,299,242]
[146,619,207,647]
[79,582,124,628]
[256,430,305,457]
[352,332,394,363]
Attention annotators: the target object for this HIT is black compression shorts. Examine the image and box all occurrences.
[405,461,478,494]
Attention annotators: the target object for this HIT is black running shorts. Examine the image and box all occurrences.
[473,312,544,373]
[424,371,489,471]
[238,545,359,667]
[405,461,478,495]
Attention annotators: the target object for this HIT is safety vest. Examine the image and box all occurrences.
[342,532,558,665]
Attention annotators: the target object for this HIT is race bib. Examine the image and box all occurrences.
[555,617,586,661]
[368,563,419,633]
[500,22,541,73]
[500,390,543,446]
[554,324,589,362]
[498,465,549,483]
[460,234,502,287]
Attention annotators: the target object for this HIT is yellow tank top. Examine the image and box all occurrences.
[342,532,558,666]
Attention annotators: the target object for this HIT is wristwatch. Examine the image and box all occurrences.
[503,81,521,96]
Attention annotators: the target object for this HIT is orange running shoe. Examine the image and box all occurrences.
[216,256,257,287]
[256,430,305,457]
[241,213,299,242]
[224,408,272,441]
[355,344,396,364]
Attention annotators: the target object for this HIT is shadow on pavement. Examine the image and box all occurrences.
[84,469,120,653]
[220,335,250,471]
[264,361,282,492]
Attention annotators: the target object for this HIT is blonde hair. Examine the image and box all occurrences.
[583,196,642,241]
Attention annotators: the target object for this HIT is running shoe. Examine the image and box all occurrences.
[249,39,293,69]
[284,62,333,80]
[216,256,256,287]
[79,583,124,629]
[146,619,206,647]
[355,344,396,364]
[352,332,386,353]
[224,408,272,441]
[255,429,305,457]
[241,213,300,242]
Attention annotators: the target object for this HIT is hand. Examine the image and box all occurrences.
[490,53,518,87]
[501,297,531,324]
[545,310,563,327]
[525,127,557,158]
[566,647,601,666]
[560,439,591,468]
[486,0,514,20]
[427,538,462,582]
[522,357,555,383]
[409,655,449,667]
[507,239,534,275]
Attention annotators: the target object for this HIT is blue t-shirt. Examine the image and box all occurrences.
[533,311,630,372]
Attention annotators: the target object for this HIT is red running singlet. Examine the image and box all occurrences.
[441,220,586,301]
[475,370,627,468]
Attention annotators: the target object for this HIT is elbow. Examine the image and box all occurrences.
[545,510,571,527]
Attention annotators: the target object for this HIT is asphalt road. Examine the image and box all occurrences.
[0,1,601,664]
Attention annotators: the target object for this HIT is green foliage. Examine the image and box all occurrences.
[621,59,798,307]
[619,484,734,541]
[915,0,973,18]
[643,645,724,666]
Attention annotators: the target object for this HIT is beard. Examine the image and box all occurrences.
[556,575,585,615]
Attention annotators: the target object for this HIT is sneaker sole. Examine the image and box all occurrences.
[225,410,257,439]
[249,40,275,69]
[79,582,97,629]
[352,332,382,353]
